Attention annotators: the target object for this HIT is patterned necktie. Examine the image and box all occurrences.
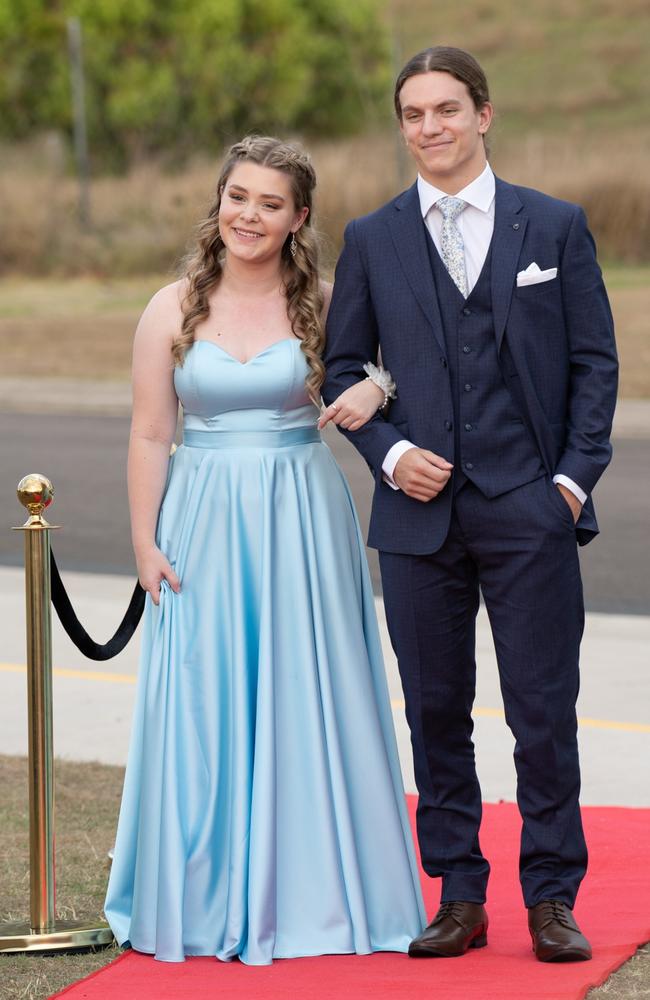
[437,196,468,297]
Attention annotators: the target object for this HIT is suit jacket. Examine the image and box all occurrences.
[322,176,618,554]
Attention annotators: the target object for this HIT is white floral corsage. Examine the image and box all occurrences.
[363,362,397,412]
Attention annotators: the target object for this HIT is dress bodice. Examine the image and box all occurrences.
[174,339,317,434]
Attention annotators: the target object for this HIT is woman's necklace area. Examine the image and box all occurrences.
[209,270,288,347]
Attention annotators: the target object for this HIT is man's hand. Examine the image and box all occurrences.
[393,449,453,502]
[556,483,583,523]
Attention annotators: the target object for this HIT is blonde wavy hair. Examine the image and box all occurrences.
[173,136,325,403]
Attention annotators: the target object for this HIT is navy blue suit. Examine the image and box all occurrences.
[323,177,617,907]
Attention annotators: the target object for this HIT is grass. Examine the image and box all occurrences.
[1,265,647,397]
[389,0,650,137]
[0,756,122,1000]
[0,754,647,999]
[1,128,649,280]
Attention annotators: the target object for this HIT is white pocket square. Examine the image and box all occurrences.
[516,262,558,287]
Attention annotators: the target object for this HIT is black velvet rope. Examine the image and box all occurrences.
[50,550,146,661]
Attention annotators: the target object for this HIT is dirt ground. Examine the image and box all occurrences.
[0,269,647,397]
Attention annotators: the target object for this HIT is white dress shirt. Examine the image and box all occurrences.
[419,163,495,294]
[381,164,586,505]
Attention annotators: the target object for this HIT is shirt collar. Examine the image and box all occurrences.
[417,163,495,218]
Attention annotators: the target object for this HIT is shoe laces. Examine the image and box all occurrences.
[436,901,468,925]
[538,899,573,929]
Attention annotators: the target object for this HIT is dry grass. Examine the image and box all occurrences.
[0,753,647,999]
[1,129,649,281]
[0,755,122,1000]
[603,270,650,399]
[1,265,647,396]
[588,945,650,998]
[0,277,161,380]
[389,0,650,137]
[1,130,647,396]
[491,134,650,264]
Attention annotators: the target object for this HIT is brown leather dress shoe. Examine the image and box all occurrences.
[408,901,488,957]
[528,900,592,962]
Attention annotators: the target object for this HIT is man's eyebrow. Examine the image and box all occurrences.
[402,99,463,112]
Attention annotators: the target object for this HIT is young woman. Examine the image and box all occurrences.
[104,136,425,965]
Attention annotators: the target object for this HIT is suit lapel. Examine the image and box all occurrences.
[386,184,446,351]
[386,179,527,353]
[491,178,527,352]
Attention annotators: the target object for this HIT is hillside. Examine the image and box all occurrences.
[387,0,649,139]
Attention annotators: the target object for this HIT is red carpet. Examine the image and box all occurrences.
[52,801,650,1000]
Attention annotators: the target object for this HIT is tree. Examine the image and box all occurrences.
[0,0,391,168]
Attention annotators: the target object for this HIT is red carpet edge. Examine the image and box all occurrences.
[49,801,650,1000]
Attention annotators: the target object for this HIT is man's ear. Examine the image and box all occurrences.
[478,102,493,134]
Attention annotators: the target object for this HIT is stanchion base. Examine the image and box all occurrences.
[0,919,114,953]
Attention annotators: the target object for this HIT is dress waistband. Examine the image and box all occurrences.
[183,426,321,449]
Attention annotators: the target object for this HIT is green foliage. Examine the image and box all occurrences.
[0,0,391,168]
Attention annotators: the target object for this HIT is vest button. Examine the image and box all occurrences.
[445,420,452,431]
[440,357,448,368]
[462,345,471,353]
[464,423,473,431]
[465,462,474,470]
[464,383,472,392]
[462,307,472,316]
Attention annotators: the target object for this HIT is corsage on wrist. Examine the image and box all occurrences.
[363,362,397,412]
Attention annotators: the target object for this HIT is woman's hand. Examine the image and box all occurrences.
[135,545,181,606]
[318,379,385,431]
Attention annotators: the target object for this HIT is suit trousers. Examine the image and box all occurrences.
[379,475,588,908]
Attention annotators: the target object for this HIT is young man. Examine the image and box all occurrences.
[322,47,617,961]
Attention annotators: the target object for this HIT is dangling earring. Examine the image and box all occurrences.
[289,233,297,258]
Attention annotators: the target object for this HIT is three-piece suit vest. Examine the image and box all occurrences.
[425,228,545,497]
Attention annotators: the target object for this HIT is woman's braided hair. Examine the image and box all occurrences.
[174,136,325,403]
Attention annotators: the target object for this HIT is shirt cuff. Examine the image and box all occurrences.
[552,474,588,506]
[382,440,417,490]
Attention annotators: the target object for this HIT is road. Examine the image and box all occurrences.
[1,410,648,613]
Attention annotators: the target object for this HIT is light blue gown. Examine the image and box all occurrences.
[104,338,425,964]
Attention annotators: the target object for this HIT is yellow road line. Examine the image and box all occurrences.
[0,662,136,685]
[388,699,650,734]
[1,663,648,733]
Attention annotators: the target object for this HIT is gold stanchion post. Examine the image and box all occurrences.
[0,474,114,952]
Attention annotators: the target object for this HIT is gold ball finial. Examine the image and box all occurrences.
[17,474,54,526]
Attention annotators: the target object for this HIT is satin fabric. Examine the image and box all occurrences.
[104,338,425,964]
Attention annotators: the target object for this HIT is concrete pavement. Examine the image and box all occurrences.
[0,564,648,806]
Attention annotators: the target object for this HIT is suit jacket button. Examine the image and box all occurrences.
[465,462,474,470]
[462,307,472,316]
[512,223,520,230]
[440,357,448,368]
[445,420,452,431]
[464,423,473,431]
